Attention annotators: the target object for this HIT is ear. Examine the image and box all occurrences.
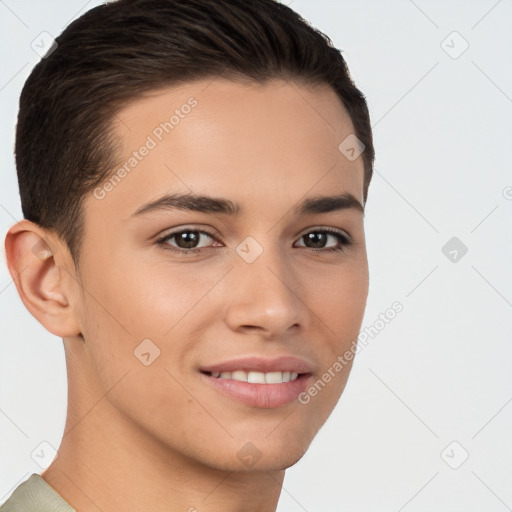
[4,220,82,338]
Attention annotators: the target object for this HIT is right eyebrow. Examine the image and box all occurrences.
[129,193,240,218]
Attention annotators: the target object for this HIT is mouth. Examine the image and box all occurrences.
[200,369,303,384]
[199,370,313,408]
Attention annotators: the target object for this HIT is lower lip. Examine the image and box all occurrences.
[200,372,312,408]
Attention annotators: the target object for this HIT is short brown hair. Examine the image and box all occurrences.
[15,0,375,269]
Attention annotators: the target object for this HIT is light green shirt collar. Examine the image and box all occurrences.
[0,474,75,512]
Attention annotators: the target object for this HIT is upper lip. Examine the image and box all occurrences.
[199,355,315,374]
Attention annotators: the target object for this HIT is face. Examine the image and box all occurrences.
[72,78,369,471]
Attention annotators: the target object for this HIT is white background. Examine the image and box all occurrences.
[1,0,511,510]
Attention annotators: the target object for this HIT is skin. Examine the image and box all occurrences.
[5,78,369,512]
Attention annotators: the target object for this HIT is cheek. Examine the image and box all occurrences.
[76,268,200,443]
[78,254,228,382]
[302,259,369,343]
[291,259,368,407]
[80,250,211,338]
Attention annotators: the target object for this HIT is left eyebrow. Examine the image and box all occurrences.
[128,191,364,219]
[295,193,364,215]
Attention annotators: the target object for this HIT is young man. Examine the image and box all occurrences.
[2,0,374,510]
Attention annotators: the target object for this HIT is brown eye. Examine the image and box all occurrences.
[295,229,352,252]
[157,229,219,254]
[302,232,328,249]
[172,231,202,249]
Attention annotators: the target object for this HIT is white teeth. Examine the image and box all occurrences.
[264,371,284,384]
[208,370,300,384]
[232,370,247,381]
[248,371,266,384]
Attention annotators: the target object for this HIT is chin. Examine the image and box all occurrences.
[210,438,311,473]
[261,449,308,471]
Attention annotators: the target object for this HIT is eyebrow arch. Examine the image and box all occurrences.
[129,192,364,219]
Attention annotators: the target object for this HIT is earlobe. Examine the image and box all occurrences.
[4,220,82,338]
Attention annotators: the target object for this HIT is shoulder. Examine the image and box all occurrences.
[0,474,75,512]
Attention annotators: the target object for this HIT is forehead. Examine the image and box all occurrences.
[88,78,364,222]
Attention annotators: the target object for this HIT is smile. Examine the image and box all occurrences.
[200,371,312,408]
[206,370,300,384]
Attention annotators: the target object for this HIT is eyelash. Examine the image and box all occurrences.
[155,227,353,256]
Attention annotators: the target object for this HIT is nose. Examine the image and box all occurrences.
[224,243,306,338]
